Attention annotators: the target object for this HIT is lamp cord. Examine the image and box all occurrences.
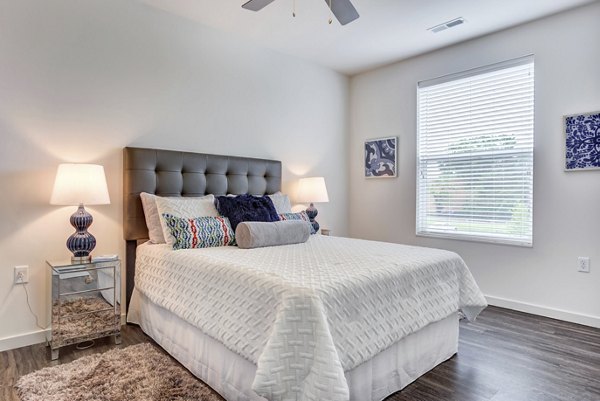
[22,284,47,331]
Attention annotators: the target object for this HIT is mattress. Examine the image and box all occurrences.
[128,288,460,401]
[133,235,486,401]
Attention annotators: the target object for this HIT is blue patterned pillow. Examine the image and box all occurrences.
[162,214,236,250]
[215,194,279,231]
[279,211,316,234]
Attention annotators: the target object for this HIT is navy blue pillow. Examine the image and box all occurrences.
[215,194,279,231]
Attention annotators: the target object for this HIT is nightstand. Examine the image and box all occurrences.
[320,228,331,236]
[47,258,121,360]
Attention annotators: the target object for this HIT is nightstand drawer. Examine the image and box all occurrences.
[52,307,120,348]
[54,292,116,317]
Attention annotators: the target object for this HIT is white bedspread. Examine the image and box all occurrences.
[134,236,486,401]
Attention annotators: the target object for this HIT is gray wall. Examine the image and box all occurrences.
[349,3,600,326]
[0,0,349,349]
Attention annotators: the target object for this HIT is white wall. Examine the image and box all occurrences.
[349,3,600,326]
[0,0,349,349]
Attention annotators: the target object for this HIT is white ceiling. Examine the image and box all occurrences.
[138,0,596,75]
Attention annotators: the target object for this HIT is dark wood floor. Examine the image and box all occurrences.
[1,306,599,401]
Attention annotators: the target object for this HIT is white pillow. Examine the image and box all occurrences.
[140,193,167,244]
[141,193,217,244]
[268,192,292,214]
[155,195,218,247]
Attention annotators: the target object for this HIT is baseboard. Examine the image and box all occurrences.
[0,314,128,352]
[486,295,600,328]
[0,329,50,352]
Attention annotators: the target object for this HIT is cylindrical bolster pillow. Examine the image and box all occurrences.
[236,220,311,249]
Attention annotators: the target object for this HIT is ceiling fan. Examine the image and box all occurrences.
[242,0,360,25]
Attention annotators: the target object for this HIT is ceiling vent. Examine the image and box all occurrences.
[428,17,465,33]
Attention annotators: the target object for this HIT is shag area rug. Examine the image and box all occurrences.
[15,343,224,401]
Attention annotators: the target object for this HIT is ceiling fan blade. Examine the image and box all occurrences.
[242,0,276,12]
[325,0,359,25]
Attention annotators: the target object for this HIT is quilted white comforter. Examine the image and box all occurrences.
[135,236,486,401]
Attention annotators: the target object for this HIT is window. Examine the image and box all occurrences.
[417,56,534,246]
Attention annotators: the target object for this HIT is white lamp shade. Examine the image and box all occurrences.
[297,176,329,203]
[50,164,111,206]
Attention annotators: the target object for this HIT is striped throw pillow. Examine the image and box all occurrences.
[162,214,236,250]
[278,211,316,234]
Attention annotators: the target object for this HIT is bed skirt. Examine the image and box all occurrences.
[128,288,459,401]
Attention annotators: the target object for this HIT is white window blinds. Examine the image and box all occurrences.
[417,56,534,246]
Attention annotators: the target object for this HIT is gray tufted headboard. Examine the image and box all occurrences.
[123,147,282,310]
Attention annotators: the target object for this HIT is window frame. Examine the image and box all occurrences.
[415,55,535,247]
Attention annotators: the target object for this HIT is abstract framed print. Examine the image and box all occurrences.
[565,111,600,171]
[365,136,397,178]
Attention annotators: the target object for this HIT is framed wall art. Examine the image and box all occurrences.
[564,111,600,171]
[365,136,397,178]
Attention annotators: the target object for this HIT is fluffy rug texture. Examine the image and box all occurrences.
[15,343,224,401]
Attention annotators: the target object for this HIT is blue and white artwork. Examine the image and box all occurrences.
[565,111,600,171]
[365,137,397,178]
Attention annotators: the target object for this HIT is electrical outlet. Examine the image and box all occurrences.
[578,257,590,273]
[14,265,29,284]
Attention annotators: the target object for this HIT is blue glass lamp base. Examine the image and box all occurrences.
[305,203,319,234]
[67,204,96,263]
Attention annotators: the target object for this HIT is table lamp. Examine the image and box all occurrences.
[297,176,329,233]
[50,164,110,262]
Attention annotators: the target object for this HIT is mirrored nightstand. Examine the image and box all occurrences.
[47,258,121,360]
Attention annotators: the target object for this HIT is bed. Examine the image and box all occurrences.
[123,147,487,401]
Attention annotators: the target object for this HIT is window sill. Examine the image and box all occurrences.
[416,231,533,248]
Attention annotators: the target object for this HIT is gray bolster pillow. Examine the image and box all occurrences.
[236,220,311,249]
